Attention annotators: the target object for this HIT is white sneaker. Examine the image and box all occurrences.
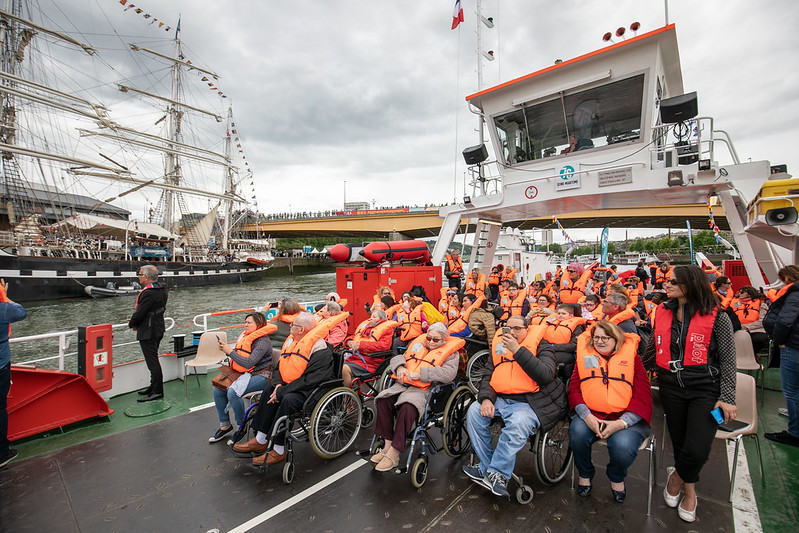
[779,407,789,417]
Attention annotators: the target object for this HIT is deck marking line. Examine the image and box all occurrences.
[726,439,763,533]
[418,484,473,533]
[189,401,215,412]
[228,458,368,533]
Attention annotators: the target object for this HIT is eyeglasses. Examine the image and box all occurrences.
[665,279,679,285]
[137,272,145,276]
[290,323,302,328]
[593,335,612,343]
[427,336,445,343]
[567,269,577,273]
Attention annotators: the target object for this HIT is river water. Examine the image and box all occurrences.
[10,271,336,372]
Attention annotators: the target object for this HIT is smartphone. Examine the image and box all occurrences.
[710,407,724,424]
[216,335,221,341]
[502,326,511,335]
[598,421,607,433]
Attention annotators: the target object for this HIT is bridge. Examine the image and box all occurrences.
[241,204,728,239]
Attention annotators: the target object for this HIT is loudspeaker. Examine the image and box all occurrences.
[660,91,698,124]
[463,144,488,165]
[765,207,798,226]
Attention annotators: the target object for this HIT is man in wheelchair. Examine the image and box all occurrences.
[232,312,338,466]
[464,315,567,499]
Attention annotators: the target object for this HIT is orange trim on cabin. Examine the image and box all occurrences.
[466,24,675,102]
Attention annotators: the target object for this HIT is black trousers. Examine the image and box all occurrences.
[252,384,305,445]
[447,276,462,290]
[660,378,720,483]
[0,362,10,457]
[140,337,163,395]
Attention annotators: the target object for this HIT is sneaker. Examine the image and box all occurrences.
[485,470,510,500]
[764,430,799,448]
[209,426,233,443]
[778,407,789,417]
[462,464,489,489]
[0,449,19,468]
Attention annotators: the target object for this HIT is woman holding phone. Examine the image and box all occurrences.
[568,320,652,503]
[644,265,737,522]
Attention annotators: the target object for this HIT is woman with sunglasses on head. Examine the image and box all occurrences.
[568,320,652,503]
[645,265,737,523]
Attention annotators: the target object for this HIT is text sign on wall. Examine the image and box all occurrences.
[555,165,580,191]
[598,167,633,187]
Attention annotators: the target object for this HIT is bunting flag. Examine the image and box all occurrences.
[230,121,257,209]
[451,0,464,30]
[551,216,577,248]
[118,1,172,32]
[707,200,721,243]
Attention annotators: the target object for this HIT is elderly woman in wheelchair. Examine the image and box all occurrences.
[371,323,464,472]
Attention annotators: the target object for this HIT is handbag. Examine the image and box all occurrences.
[211,365,242,391]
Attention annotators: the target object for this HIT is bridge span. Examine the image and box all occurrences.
[242,204,728,239]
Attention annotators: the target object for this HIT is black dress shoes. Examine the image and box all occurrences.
[137,389,152,396]
[137,393,164,403]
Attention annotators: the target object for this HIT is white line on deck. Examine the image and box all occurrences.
[727,439,763,533]
[189,401,215,412]
[228,458,369,533]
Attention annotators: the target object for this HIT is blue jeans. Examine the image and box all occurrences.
[466,396,540,480]
[569,416,650,483]
[780,346,799,438]
[213,373,270,427]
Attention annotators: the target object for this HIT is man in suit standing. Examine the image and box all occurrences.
[129,265,168,402]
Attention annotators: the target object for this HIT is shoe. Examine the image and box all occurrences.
[611,485,626,503]
[764,430,799,447]
[485,471,510,500]
[0,449,19,468]
[137,393,164,403]
[462,464,489,489]
[678,496,697,522]
[233,437,269,453]
[208,426,232,443]
[577,480,592,497]
[370,448,385,464]
[778,407,789,417]
[253,450,286,466]
[137,388,152,396]
[374,455,399,472]
[663,466,681,508]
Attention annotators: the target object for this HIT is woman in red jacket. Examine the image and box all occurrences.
[568,320,652,503]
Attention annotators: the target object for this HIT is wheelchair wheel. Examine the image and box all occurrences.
[515,485,534,504]
[310,387,363,459]
[466,350,490,394]
[377,366,393,393]
[411,456,428,488]
[362,405,375,429]
[442,385,475,458]
[282,460,295,484]
[533,417,573,485]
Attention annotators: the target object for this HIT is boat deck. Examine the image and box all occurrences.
[0,371,796,532]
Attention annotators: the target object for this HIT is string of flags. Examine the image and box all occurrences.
[707,200,721,243]
[118,1,171,32]
[229,122,257,209]
[551,216,577,248]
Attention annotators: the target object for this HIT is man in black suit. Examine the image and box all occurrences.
[129,265,168,402]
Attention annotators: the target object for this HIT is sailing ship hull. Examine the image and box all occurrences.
[0,254,270,302]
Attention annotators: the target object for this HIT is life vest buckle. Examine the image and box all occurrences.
[668,360,683,373]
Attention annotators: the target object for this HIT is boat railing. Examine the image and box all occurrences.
[650,116,741,169]
[466,160,503,199]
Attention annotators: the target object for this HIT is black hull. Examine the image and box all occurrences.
[0,254,270,302]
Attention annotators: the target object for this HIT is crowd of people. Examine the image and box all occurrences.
[198,257,798,523]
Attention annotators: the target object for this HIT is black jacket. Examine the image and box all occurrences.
[764,282,799,349]
[129,282,167,341]
[477,338,567,433]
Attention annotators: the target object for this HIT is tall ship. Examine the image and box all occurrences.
[0,1,272,302]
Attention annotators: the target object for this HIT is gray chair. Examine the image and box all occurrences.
[184,331,227,397]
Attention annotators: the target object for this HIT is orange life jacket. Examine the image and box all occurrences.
[499,289,527,321]
[353,318,398,344]
[576,330,639,414]
[279,313,348,383]
[270,312,298,324]
[602,308,635,326]
[543,316,586,345]
[713,287,734,309]
[230,323,278,372]
[446,254,463,276]
[655,267,673,286]
[448,295,485,334]
[488,270,502,286]
[438,287,450,313]
[730,298,762,325]
[396,305,425,341]
[464,273,487,298]
[559,269,592,303]
[501,268,518,282]
[489,326,546,394]
[397,334,465,389]
[770,286,790,302]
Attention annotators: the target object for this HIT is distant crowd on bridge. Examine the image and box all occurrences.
[258,204,444,221]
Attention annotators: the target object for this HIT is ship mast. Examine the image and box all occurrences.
[474,0,494,195]
[222,105,234,251]
[162,21,183,237]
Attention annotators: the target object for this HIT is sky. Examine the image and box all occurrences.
[22,0,799,242]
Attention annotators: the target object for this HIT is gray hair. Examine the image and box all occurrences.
[371,309,387,321]
[326,301,342,314]
[605,292,629,309]
[427,322,449,338]
[139,264,159,281]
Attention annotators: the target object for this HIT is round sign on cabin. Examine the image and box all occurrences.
[525,186,538,199]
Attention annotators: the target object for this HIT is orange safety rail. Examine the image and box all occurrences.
[210,308,255,317]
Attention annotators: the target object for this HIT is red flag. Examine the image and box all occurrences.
[451,0,464,30]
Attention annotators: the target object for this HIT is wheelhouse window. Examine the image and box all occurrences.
[493,73,645,164]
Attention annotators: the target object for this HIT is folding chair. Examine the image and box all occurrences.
[184,331,227,397]
[734,330,764,404]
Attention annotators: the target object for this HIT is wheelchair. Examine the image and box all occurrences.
[358,379,476,488]
[230,352,363,484]
[463,337,491,394]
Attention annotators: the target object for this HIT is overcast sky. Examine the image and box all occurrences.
[29,0,799,241]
